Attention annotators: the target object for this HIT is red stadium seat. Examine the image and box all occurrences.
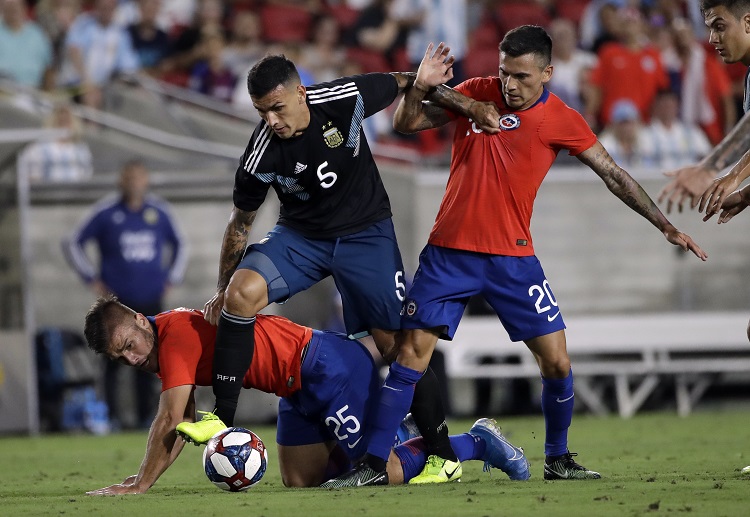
[324,3,360,32]
[260,4,312,43]
[555,0,589,24]
[496,1,552,33]
[346,47,392,73]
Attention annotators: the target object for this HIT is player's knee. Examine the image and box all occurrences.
[539,355,571,379]
[280,473,308,488]
[224,273,267,315]
[397,330,438,370]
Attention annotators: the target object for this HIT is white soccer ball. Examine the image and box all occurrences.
[202,427,268,491]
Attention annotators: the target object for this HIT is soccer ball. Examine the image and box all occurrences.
[203,427,268,491]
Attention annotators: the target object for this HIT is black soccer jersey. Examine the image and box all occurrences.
[234,73,399,239]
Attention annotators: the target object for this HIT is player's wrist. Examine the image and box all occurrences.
[413,81,431,94]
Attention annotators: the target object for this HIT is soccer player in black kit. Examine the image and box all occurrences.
[176,48,502,483]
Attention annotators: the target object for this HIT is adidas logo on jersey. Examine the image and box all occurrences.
[293,162,307,175]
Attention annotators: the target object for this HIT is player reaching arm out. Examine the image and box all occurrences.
[658,0,750,214]
[576,142,707,260]
[698,149,750,218]
[658,113,750,214]
[396,43,707,262]
[87,376,196,494]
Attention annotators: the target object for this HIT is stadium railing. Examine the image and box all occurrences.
[439,312,750,418]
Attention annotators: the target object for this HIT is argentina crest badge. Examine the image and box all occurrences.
[322,121,344,148]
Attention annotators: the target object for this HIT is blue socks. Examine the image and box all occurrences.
[394,433,485,483]
[541,369,574,457]
[366,361,423,463]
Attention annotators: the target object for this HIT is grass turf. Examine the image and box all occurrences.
[2,410,749,517]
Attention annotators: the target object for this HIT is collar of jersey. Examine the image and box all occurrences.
[496,82,550,112]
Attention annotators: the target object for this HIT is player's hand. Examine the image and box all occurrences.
[204,290,225,326]
[702,189,749,224]
[469,101,501,134]
[415,42,454,92]
[86,482,145,495]
[698,173,742,216]
[662,226,708,261]
[658,164,717,214]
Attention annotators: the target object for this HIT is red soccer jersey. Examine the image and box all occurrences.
[430,78,597,256]
[154,309,312,397]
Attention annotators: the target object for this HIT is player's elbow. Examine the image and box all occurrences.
[393,117,417,134]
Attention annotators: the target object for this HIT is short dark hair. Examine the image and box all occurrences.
[247,54,301,97]
[499,25,553,67]
[84,296,134,355]
[701,0,750,17]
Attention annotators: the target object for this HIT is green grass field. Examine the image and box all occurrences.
[2,410,749,517]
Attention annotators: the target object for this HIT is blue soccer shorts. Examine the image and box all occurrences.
[237,219,405,337]
[401,245,566,342]
[276,330,380,461]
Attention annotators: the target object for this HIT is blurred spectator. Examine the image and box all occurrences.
[300,15,345,83]
[34,0,80,77]
[17,104,93,183]
[57,0,140,108]
[645,90,711,169]
[643,0,705,33]
[63,160,187,430]
[579,0,625,52]
[128,0,171,73]
[586,6,669,129]
[160,0,225,83]
[548,18,597,114]
[222,10,266,80]
[670,18,736,145]
[394,0,467,85]
[0,0,53,89]
[346,0,413,67]
[187,32,236,102]
[598,99,657,168]
[115,0,197,35]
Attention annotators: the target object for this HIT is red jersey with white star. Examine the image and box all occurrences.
[430,78,597,256]
[154,309,312,397]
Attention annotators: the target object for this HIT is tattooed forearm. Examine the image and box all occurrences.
[703,111,750,171]
[579,143,670,231]
[425,84,475,118]
[217,208,256,289]
[393,79,452,133]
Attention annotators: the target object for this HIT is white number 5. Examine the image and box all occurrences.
[317,161,338,188]
[324,405,361,442]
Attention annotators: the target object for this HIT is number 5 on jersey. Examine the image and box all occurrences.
[317,161,337,189]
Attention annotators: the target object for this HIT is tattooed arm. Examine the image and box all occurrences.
[203,207,258,325]
[578,141,707,261]
[658,111,750,213]
[391,43,500,134]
